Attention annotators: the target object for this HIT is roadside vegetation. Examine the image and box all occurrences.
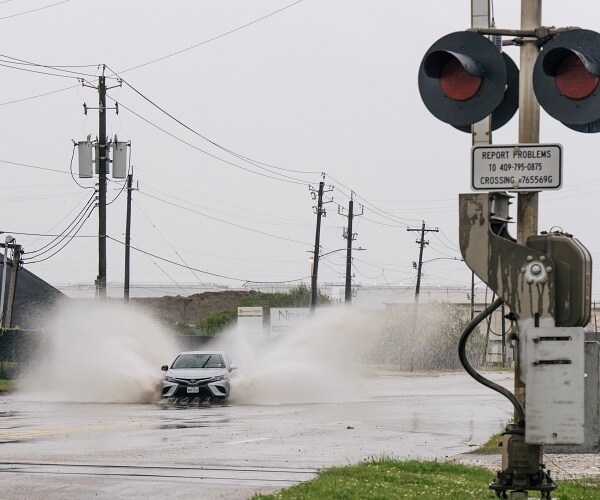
[0,379,14,392]
[237,285,331,310]
[474,430,504,454]
[252,459,600,500]
[172,285,330,336]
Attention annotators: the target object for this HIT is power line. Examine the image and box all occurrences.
[0,54,105,79]
[140,183,310,229]
[110,97,313,186]
[24,192,96,257]
[0,158,70,174]
[118,0,306,74]
[3,231,96,238]
[108,72,321,178]
[0,1,306,105]
[22,204,96,265]
[0,61,82,80]
[326,174,422,225]
[107,235,310,285]
[137,190,311,247]
[150,259,191,296]
[24,191,93,248]
[132,199,203,284]
[0,0,72,21]
[434,230,461,252]
[129,232,304,264]
[0,84,77,106]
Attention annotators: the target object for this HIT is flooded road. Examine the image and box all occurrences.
[0,372,512,499]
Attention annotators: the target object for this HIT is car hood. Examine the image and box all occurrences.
[166,368,227,379]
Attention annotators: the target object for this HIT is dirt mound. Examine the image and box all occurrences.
[132,290,256,324]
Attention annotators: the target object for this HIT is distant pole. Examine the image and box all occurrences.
[407,221,439,302]
[310,181,325,311]
[344,195,354,303]
[0,235,15,327]
[124,170,133,302]
[5,244,22,329]
[97,68,107,298]
[414,222,426,300]
[470,271,475,320]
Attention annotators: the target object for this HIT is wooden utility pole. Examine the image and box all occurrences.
[5,244,22,329]
[97,69,107,298]
[309,179,333,310]
[310,181,325,311]
[343,192,363,304]
[124,170,133,302]
[407,221,439,302]
[344,197,354,304]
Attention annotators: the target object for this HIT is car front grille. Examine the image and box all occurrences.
[173,377,212,386]
[172,385,214,398]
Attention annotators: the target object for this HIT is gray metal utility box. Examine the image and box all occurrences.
[526,232,592,327]
[547,336,600,453]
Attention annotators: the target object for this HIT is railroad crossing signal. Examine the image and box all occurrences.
[533,29,600,133]
[418,31,519,132]
[419,28,600,134]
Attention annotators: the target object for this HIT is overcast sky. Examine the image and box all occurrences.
[2,0,600,298]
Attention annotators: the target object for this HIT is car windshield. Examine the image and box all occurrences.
[172,353,224,369]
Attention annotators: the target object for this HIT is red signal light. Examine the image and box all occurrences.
[556,54,599,99]
[440,57,482,101]
[418,31,513,129]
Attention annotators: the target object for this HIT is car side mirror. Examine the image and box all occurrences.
[229,365,238,372]
[161,365,168,371]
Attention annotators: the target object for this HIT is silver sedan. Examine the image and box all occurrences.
[161,351,236,400]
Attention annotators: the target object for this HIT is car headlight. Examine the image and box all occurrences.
[211,375,228,382]
[164,376,177,383]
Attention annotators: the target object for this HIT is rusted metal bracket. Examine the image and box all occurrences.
[459,192,555,322]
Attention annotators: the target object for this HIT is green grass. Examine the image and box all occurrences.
[0,379,15,392]
[253,459,600,500]
[473,431,504,454]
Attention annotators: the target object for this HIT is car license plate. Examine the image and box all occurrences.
[187,386,199,394]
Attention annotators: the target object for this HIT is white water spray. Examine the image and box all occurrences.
[17,300,180,403]
[206,307,378,405]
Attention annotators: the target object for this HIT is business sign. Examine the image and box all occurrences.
[471,144,562,191]
[237,307,263,335]
[270,308,310,335]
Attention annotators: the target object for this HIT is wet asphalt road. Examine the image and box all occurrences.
[0,372,512,499]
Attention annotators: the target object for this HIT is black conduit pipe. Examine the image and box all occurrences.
[458,297,526,424]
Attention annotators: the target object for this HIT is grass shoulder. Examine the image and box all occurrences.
[252,459,600,500]
[473,431,504,454]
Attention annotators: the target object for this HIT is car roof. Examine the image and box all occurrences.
[177,351,228,356]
